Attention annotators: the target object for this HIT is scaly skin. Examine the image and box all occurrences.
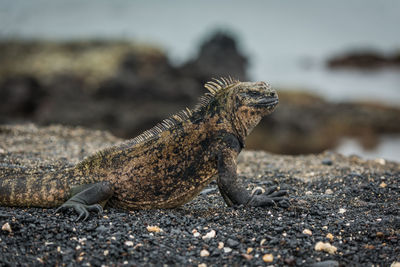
[0,77,288,220]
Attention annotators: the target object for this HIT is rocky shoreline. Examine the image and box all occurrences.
[1,35,400,156]
[0,124,399,266]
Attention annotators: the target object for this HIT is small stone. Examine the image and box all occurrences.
[198,264,207,267]
[262,253,274,263]
[375,158,386,165]
[326,233,334,241]
[260,238,266,245]
[226,238,239,248]
[322,159,333,166]
[192,229,200,237]
[338,208,346,214]
[379,182,387,188]
[242,253,253,260]
[303,229,312,236]
[95,225,107,232]
[325,189,333,195]
[305,191,313,195]
[200,249,210,257]
[315,241,337,254]
[310,260,339,267]
[124,241,134,246]
[103,250,109,256]
[246,247,253,254]
[364,244,375,249]
[391,262,400,267]
[218,242,224,249]
[223,247,232,253]
[147,225,162,233]
[1,222,12,233]
[202,230,216,240]
[376,231,384,238]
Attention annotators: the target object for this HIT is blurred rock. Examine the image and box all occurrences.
[327,51,400,69]
[0,75,46,120]
[180,31,248,81]
[247,91,400,154]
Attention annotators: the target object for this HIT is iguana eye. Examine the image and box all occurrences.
[247,91,263,98]
[240,91,263,98]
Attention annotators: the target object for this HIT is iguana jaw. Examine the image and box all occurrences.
[249,97,279,109]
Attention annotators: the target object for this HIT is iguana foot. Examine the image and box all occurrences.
[54,181,113,221]
[55,202,103,221]
[247,186,289,208]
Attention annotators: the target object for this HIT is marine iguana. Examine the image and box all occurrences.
[0,77,288,220]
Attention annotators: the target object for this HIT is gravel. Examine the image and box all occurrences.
[0,124,399,266]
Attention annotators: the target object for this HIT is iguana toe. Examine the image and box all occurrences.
[247,186,289,208]
[55,202,103,221]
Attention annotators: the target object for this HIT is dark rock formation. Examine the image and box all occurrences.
[327,50,400,69]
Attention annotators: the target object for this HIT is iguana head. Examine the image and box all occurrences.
[204,78,278,137]
[230,81,278,136]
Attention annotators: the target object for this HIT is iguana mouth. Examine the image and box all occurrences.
[251,97,279,108]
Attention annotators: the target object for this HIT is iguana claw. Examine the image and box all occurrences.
[247,186,289,208]
[55,203,103,221]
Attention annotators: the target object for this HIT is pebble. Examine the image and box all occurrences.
[226,238,239,248]
[379,182,387,188]
[303,229,312,236]
[95,225,108,233]
[218,242,224,249]
[146,225,162,233]
[338,208,346,214]
[1,222,12,233]
[321,159,333,166]
[198,264,207,267]
[391,262,400,267]
[124,241,134,246]
[242,253,253,260]
[314,241,337,254]
[310,260,339,267]
[202,230,216,240]
[262,253,274,263]
[325,189,333,195]
[223,247,232,253]
[200,249,210,257]
[326,233,334,241]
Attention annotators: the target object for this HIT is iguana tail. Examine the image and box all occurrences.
[0,168,71,208]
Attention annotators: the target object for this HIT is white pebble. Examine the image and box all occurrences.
[1,222,12,233]
[202,230,216,240]
[223,247,232,253]
[314,241,337,254]
[124,241,134,246]
[200,249,210,257]
[302,229,312,236]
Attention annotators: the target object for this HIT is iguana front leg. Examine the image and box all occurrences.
[55,181,113,221]
[216,135,289,208]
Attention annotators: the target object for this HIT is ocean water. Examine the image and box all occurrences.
[0,0,399,160]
